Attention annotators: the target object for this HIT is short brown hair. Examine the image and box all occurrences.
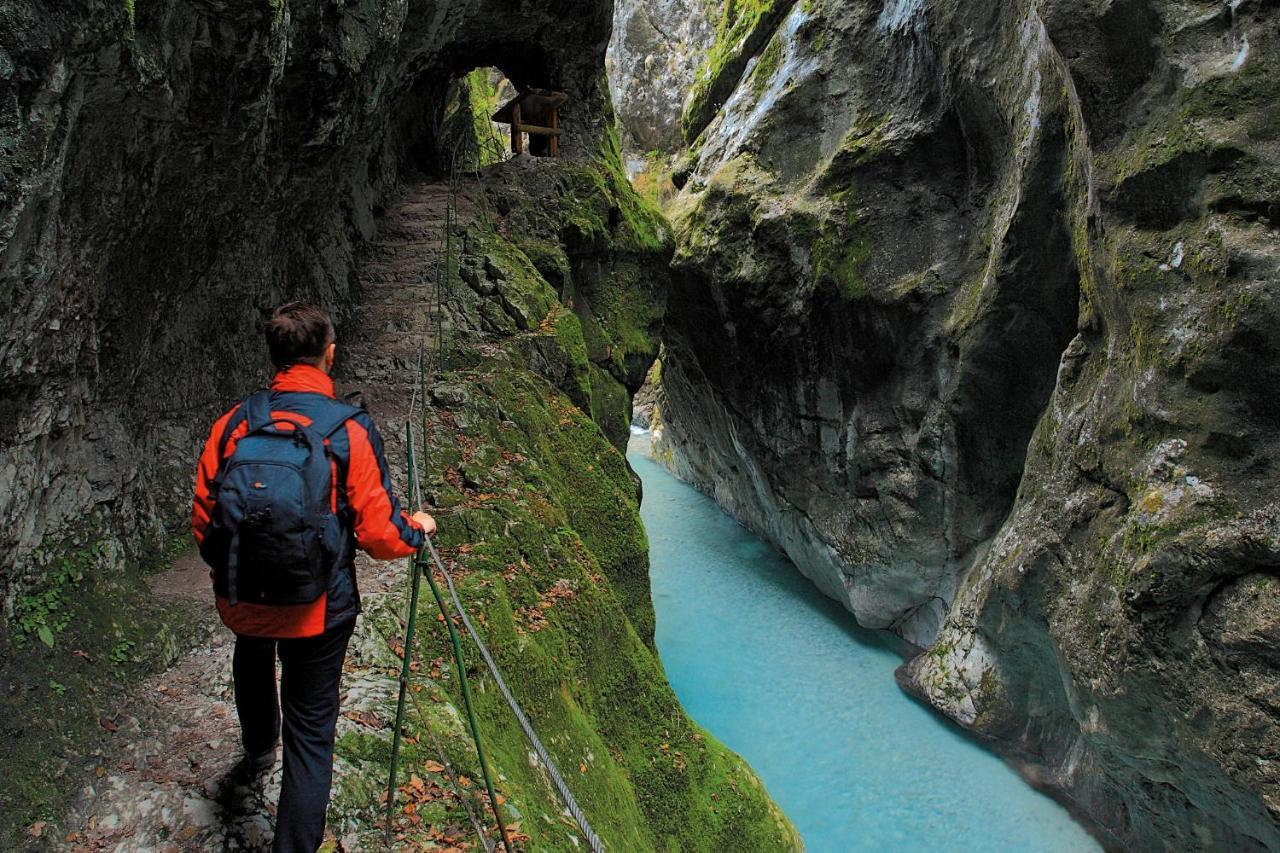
[265,302,334,368]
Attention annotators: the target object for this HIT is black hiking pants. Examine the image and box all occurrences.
[233,620,356,853]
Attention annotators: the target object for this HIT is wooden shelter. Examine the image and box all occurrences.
[492,88,569,157]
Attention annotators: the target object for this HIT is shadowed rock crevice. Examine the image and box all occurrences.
[945,105,1081,556]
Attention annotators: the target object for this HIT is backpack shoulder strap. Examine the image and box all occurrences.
[216,389,269,460]
[243,390,274,434]
[306,398,362,439]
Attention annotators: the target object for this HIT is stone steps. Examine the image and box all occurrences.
[343,181,477,386]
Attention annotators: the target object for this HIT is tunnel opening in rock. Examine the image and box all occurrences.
[395,46,600,180]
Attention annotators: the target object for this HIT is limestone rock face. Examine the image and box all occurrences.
[607,0,715,153]
[0,0,613,606]
[659,0,1280,846]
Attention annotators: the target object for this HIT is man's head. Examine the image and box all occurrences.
[265,302,336,372]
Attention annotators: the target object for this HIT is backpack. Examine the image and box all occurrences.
[200,390,360,607]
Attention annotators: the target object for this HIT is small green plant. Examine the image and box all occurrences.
[14,542,104,649]
[48,680,66,697]
[750,37,783,99]
[15,575,75,649]
[108,633,137,666]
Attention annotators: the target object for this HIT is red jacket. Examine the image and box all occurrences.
[193,364,424,638]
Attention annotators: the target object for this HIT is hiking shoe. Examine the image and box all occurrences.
[215,744,277,806]
[233,747,277,780]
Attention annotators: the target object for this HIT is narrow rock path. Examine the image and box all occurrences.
[54,180,481,852]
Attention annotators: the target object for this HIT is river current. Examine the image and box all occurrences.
[630,438,1099,852]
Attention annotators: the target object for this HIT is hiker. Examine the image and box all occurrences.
[192,302,435,852]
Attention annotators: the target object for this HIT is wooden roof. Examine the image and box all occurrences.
[492,87,570,125]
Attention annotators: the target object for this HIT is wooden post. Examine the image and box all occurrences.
[511,102,523,156]
[549,107,559,158]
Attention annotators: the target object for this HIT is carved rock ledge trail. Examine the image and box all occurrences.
[55,181,480,852]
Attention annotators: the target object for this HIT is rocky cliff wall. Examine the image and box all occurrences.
[0,0,612,611]
[652,0,1280,846]
[607,0,715,152]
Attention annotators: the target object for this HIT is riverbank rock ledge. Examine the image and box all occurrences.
[645,0,1280,847]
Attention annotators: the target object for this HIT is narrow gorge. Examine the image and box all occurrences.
[628,0,1280,848]
[0,0,1277,849]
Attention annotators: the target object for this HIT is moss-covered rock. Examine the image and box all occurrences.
[681,0,792,144]
[323,150,797,850]
[478,139,672,454]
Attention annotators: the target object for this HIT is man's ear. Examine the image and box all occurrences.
[325,341,337,369]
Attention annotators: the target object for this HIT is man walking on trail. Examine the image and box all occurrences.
[192,302,436,852]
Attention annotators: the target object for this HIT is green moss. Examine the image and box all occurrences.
[588,364,634,454]
[552,307,595,409]
[583,260,665,375]
[400,364,796,850]
[1103,46,1278,201]
[751,36,784,99]
[463,225,559,331]
[630,150,679,211]
[682,0,786,143]
[828,113,894,174]
[594,124,672,254]
[466,68,504,166]
[1099,109,1209,189]
[1205,150,1280,218]
[332,152,793,848]
[440,69,507,172]
[977,668,999,705]
[1180,52,1280,131]
[1218,287,1256,328]
[0,538,203,847]
[811,189,871,300]
[513,236,572,296]
[480,131,670,398]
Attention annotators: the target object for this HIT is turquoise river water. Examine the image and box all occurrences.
[630,440,1100,852]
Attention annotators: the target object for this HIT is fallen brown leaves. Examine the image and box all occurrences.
[514,605,547,633]
[502,823,531,845]
[514,579,578,633]
[425,825,473,851]
[342,709,386,729]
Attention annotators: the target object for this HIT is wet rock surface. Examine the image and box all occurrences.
[652,0,1280,846]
